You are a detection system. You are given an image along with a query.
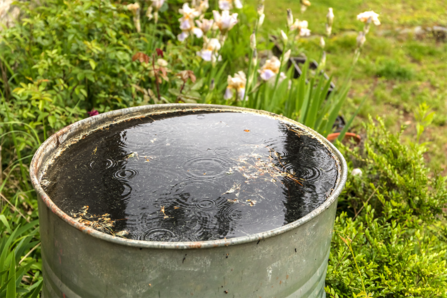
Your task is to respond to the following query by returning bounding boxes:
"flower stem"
[152,54,161,102]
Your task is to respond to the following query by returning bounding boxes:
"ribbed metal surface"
[30,104,347,298]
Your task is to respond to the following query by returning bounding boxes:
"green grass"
[249,0,447,172]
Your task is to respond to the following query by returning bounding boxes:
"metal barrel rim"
[30,104,348,250]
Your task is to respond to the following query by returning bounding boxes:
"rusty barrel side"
[31,104,347,298]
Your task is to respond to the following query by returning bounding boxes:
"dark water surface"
[43,111,338,242]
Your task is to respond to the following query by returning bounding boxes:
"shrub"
[325,117,447,297]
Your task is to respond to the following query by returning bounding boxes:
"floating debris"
[223,183,241,194]
[70,206,128,238]
[144,156,155,162]
[246,199,257,207]
[126,152,139,159]
[115,230,130,237]
[161,206,169,219]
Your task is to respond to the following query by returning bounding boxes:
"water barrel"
[30,104,347,298]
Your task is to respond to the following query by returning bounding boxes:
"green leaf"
[6,252,16,298]
[337,96,367,143]
[89,59,97,70]
[0,215,12,234]
[48,115,57,128]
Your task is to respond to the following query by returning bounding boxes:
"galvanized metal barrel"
[30,104,347,298]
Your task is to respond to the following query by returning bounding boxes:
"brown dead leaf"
[132,52,150,64]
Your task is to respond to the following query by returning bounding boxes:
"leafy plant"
[0,213,42,297]
[326,116,447,297]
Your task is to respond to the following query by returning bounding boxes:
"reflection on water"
[43,112,338,242]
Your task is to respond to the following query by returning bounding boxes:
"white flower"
[259,56,281,81]
[257,3,264,15]
[250,31,256,50]
[213,10,238,35]
[219,0,231,10]
[287,9,293,27]
[197,0,209,13]
[320,36,325,48]
[152,0,164,10]
[352,168,362,176]
[127,3,141,32]
[357,11,380,26]
[179,3,200,29]
[234,0,243,9]
[177,28,203,42]
[280,30,288,42]
[290,19,307,31]
[127,3,140,15]
[300,0,311,6]
[300,28,311,37]
[178,32,189,42]
[356,31,366,48]
[157,58,168,67]
[258,14,265,26]
[326,23,332,37]
[178,3,203,42]
[224,71,246,100]
[327,8,334,26]
[196,19,214,34]
[252,48,258,65]
[147,0,165,22]
[219,0,242,10]
[283,49,291,62]
[197,37,221,62]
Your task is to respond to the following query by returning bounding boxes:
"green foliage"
[1,0,445,296]
[374,58,414,80]
[405,42,441,62]
[326,117,447,297]
[414,102,434,143]
[0,212,42,297]
[241,63,352,137]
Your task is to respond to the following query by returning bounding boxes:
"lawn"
[251,0,447,172]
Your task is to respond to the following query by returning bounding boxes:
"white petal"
[283,49,291,62]
[219,0,231,10]
[199,50,212,61]
[260,69,275,81]
[180,19,191,30]
[192,28,203,38]
[258,14,265,26]
[213,10,221,21]
[279,72,286,82]
[281,30,288,41]
[224,88,233,99]
[237,88,245,100]
[352,168,362,176]
[300,28,311,37]
[178,32,189,42]
[234,0,243,9]
[221,17,231,29]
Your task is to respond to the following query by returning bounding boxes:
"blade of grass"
[304,76,325,128]
[336,96,367,144]
[323,81,351,137]
[299,77,314,124]
[6,251,16,298]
